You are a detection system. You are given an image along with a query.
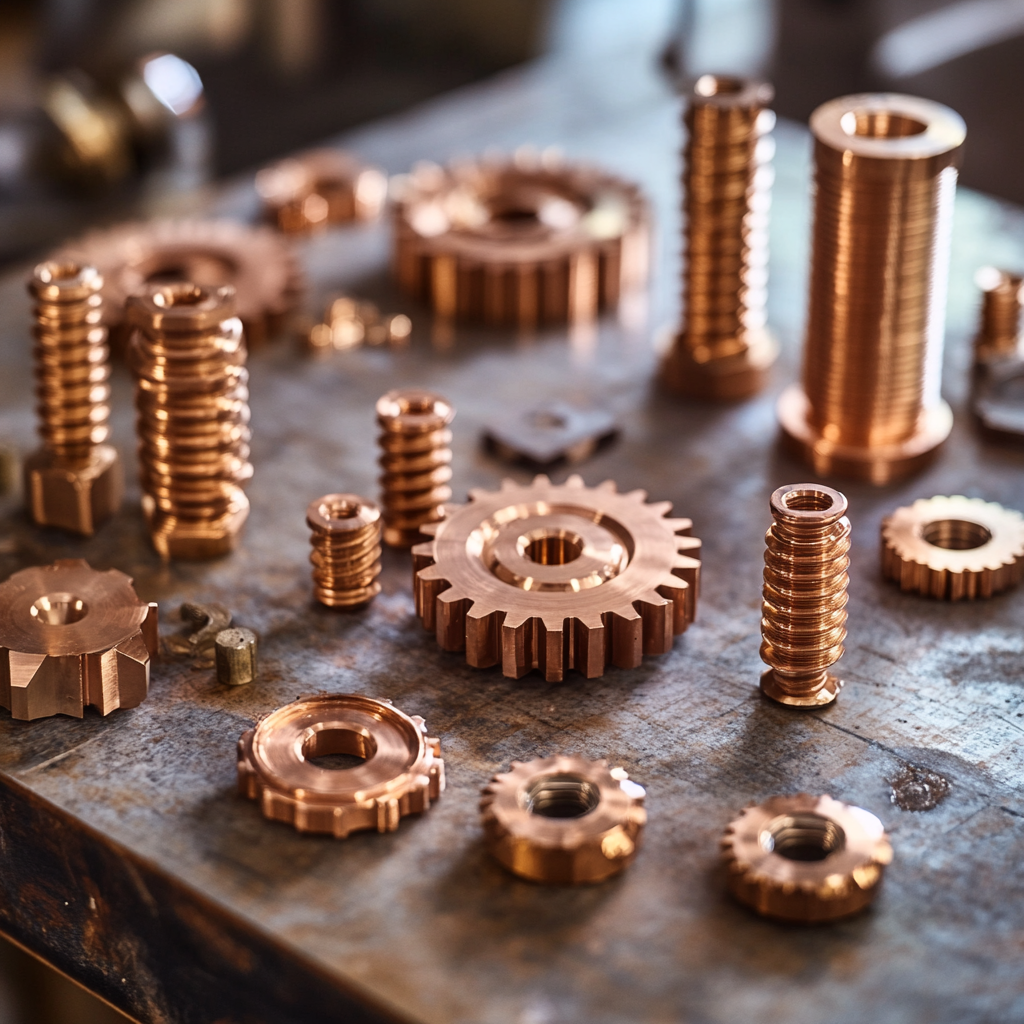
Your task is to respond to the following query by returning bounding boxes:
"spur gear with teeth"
[413,474,701,681]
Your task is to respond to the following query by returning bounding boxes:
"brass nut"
[413,474,701,682]
[760,484,850,708]
[237,694,443,837]
[24,445,123,537]
[480,755,646,884]
[215,627,257,686]
[0,559,157,721]
[882,495,1024,599]
[721,794,893,923]
[307,494,382,608]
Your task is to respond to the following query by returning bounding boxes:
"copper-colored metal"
[23,260,123,535]
[256,149,387,233]
[306,494,382,608]
[721,793,893,923]
[480,755,646,884]
[413,474,701,682]
[215,627,258,686]
[127,282,252,560]
[0,559,157,721]
[305,296,412,355]
[777,94,966,483]
[377,389,455,549]
[882,495,1024,600]
[760,483,850,708]
[237,693,444,837]
[974,267,1023,364]
[57,219,304,349]
[662,75,778,400]
[393,150,649,327]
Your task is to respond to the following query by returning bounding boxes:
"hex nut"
[215,627,257,686]
[23,444,123,536]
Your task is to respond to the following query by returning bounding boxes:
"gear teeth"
[436,586,471,651]
[466,602,502,668]
[595,479,618,492]
[648,500,673,518]
[625,488,649,503]
[565,474,585,488]
[419,521,445,538]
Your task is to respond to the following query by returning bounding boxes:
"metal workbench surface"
[1,36,1024,1024]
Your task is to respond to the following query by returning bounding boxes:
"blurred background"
[1,0,1023,1020]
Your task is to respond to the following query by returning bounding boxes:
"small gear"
[393,150,649,326]
[0,559,157,721]
[881,495,1024,600]
[480,755,646,884]
[413,474,700,681]
[721,793,893,923]
[54,218,305,348]
[237,694,443,838]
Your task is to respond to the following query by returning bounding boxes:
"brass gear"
[393,151,649,326]
[881,495,1024,600]
[54,218,305,348]
[413,474,701,682]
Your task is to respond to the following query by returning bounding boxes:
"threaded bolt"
[307,493,383,608]
[974,267,1023,364]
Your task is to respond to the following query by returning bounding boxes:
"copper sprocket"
[413,475,700,681]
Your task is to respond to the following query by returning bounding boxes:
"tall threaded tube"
[760,483,851,707]
[307,493,382,608]
[974,267,1023,364]
[127,282,252,560]
[376,388,454,548]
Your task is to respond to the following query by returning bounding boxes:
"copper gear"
[393,151,649,326]
[413,474,701,681]
[54,218,305,348]
[721,794,893,923]
[480,755,646,884]
[0,559,157,721]
[237,694,444,837]
[882,495,1024,600]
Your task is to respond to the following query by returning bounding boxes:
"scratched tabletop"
[1,35,1024,1024]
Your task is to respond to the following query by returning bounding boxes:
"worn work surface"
[1,38,1024,1024]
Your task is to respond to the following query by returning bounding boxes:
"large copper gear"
[413,475,701,682]
[393,151,649,326]
[54,218,305,348]
[0,559,157,721]
[881,495,1024,600]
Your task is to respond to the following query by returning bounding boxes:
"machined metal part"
[215,627,258,686]
[973,267,1023,365]
[0,559,157,721]
[882,495,1024,600]
[777,94,965,483]
[24,260,123,535]
[974,359,1024,439]
[237,694,444,837]
[483,401,619,467]
[127,282,252,560]
[393,149,649,327]
[662,75,778,400]
[413,474,701,682]
[721,793,893,923]
[307,494,383,608]
[305,296,412,355]
[480,755,646,884]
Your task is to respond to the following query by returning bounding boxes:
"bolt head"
[23,444,123,535]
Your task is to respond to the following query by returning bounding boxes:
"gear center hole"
[922,518,992,550]
[762,812,846,862]
[524,774,599,819]
[302,726,377,771]
[30,592,88,625]
[520,528,585,566]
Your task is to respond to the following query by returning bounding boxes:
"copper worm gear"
[54,218,305,349]
[413,475,701,681]
[480,755,646,884]
[306,493,383,608]
[721,793,893,923]
[0,559,157,721]
[237,694,444,838]
[882,495,1024,600]
[393,150,649,327]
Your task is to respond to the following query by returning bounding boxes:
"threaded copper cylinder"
[760,483,851,707]
[377,388,454,548]
[777,94,965,483]
[663,75,777,400]
[127,283,252,560]
[974,267,1023,363]
[307,494,383,608]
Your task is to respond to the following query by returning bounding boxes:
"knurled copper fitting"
[306,493,383,608]
[721,794,893,923]
[23,260,123,535]
[974,267,1023,365]
[127,283,252,560]
[760,484,851,708]
[480,755,646,884]
[377,388,454,548]
[662,75,778,400]
[777,94,966,483]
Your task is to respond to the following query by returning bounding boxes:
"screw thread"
[307,494,383,608]
[974,267,1023,362]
